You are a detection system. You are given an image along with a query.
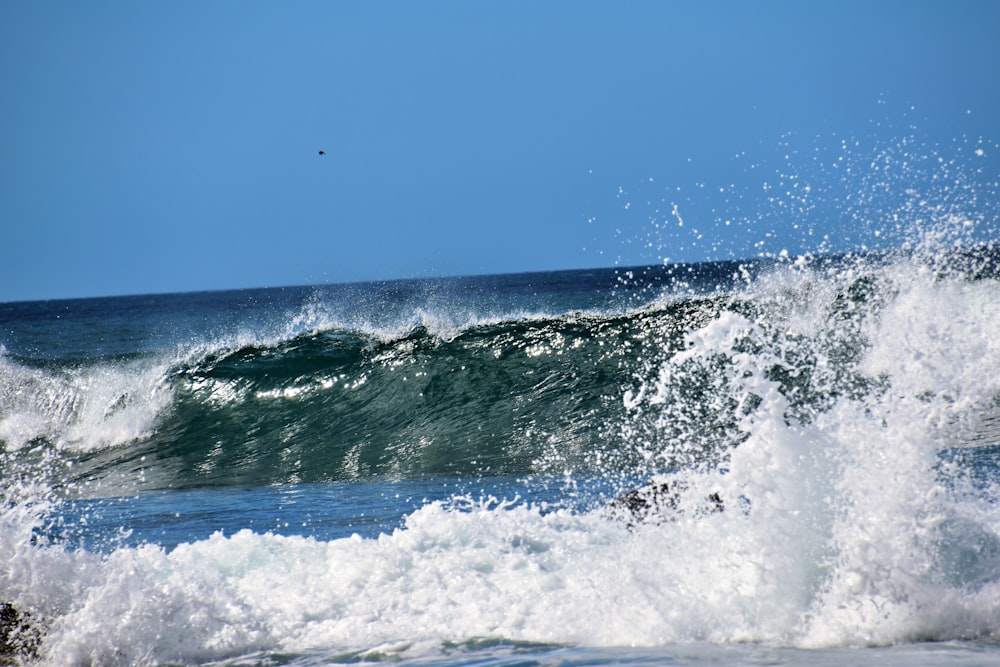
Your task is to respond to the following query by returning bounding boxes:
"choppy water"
[3,140,1000,665]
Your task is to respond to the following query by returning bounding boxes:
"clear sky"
[2,1,999,302]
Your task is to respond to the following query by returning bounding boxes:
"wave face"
[0,263,754,496]
[3,235,1000,659]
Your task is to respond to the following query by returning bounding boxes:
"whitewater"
[3,135,1000,665]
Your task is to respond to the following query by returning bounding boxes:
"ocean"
[3,241,1000,665]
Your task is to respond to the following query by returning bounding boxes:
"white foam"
[616,252,1000,648]
[13,456,997,666]
[0,498,828,664]
[5,257,1000,663]
[0,353,174,453]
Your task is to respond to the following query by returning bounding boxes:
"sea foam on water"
[1,128,999,665]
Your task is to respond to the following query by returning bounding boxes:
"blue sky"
[2,1,999,301]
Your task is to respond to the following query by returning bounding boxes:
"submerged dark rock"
[608,478,723,527]
[0,603,40,663]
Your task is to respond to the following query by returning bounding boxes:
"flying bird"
[318,150,326,156]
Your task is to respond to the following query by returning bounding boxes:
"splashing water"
[1,127,999,665]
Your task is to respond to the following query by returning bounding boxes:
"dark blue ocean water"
[3,249,1000,666]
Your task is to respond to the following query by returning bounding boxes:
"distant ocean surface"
[3,242,1000,665]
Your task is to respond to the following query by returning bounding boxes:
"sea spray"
[615,246,1000,648]
[2,254,1000,663]
[1,126,1000,664]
